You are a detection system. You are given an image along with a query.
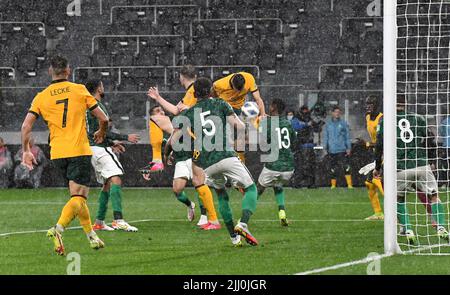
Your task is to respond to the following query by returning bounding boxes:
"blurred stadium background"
[0,0,382,187]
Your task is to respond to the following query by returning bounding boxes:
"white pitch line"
[0,201,371,205]
[0,218,370,237]
[294,243,450,275]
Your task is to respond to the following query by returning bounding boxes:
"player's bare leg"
[173,178,196,222]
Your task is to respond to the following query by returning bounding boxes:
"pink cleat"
[200,222,222,230]
[139,162,164,175]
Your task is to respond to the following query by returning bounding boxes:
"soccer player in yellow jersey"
[146,65,220,229]
[212,72,266,162]
[21,55,109,256]
[363,96,385,220]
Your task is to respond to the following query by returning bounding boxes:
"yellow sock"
[331,179,337,187]
[57,196,84,229]
[237,152,245,163]
[196,184,218,222]
[78,198,94,234]
[365,181,382,214]
[372,177,384,195]
[345,175,353,187]
[149,120,163,162]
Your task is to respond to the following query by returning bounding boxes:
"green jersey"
[180,97,236,168]
[396,110,428,170]
[171,115,192,164]
[260,116,295,172]
[86,100,127,147]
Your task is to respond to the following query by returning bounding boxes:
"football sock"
[241,184,257,223]
[110,184,123,220]
[431,202,446,227]
[397,201,411,231]
[331,179,337,187]
[175,191,191,207]
[365,181,382,214]
[78,198,94,234]
[345,174,353,187]
[217,189,234,236]
[149,120,163,162]
[57,196,84,229]
[96,190,109,221]
[372,177,384,195]
[273,186,285,211]
[195,184,218,222]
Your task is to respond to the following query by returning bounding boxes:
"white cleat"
[405,229,417,245]
[188,202,196,222]
[88,232,105,250]
[231,235,243,247]
[93,221,115,231]
[112,219,138,232]
[437,226,450,241]
[197,214,208,227]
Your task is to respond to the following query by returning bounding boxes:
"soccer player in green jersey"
[257,98,296,226]
[85,80,140,232]
[374,94,449,245]
[171,77,259,246]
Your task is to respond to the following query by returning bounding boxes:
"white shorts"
[258,166,294,188]
[173,158,193,180]
[91,146,124,184]
[204,157,254,189]
[397,165,438,196]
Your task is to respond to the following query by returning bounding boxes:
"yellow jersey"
[29,79,98,160]
[212,72,258,109]
[366,112,383,144]
[181,83,197,107]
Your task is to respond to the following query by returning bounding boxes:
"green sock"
[196,193,207,215]
[175,191,191,207]
[217,189,234,236]
[431,202,446,227]
[110,184,123,220]
[397,201,411,231]
[96,190,109,221]
[241,184,257,224]
[274,186,285,211]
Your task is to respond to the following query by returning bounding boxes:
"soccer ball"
[241,101,260,118]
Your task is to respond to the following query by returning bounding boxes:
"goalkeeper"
[373,94,449,245]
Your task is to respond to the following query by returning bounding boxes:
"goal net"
[386,0,450,254]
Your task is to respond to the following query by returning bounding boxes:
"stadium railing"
[190,18,284,36]
[339,16,382,37]
[318,63,383,84]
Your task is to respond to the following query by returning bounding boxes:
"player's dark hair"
[397,93,407,105]
[271,98,285,114]
[332,105,341,112]
[50,54,69,75]
[149,105,161,116]
[231,73,245,91]
[85,79,102,95]
[180,65,197,80]
[194,77,212,99]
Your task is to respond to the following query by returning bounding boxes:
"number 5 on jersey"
[200,111,216,136]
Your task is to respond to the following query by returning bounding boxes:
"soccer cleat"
[112,220,138,232]
[234,222,258,246]
[364,213,384,221]
[330,185,336,189]
[88,232,105,250]
[46,227,65,256]
[348,186,354,189]
[278,210,289,226]
[437,226,450,241]
[93,221,115,231]
[200,222,221,230]
[405,229,417,245]
[138,162,164,175]
[187,202,196,222]
[231,235,243,247]
[197,214,208,227]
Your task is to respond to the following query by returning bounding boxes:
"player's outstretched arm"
[227,113,246,131]
[20,113,38,170]
[91,106,109,144]
[252,90,266,117]
[147,87,180,115]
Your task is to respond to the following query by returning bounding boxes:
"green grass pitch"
[1,187,450,275]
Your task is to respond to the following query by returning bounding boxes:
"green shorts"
[53,156,92,186]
